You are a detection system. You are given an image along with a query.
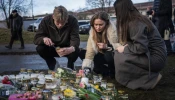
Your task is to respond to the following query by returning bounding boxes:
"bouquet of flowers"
[53,68,76,79]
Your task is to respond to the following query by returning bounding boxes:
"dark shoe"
[19,47,25,49]
[5,45,12,49]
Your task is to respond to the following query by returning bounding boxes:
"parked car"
[79,23,91,34]
[78,20,90,34]
[27,17,43,32]
[78,20,90,26]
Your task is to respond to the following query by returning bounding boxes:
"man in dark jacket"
[151,0,173,55]
[5,10,24,49]
[34,6,80,70]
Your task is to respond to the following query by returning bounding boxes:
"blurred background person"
[147,0,173,55]
[5,10,24,49]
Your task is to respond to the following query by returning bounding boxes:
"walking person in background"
[79,11,121,78]
[113,0,166,90]
[147,0,173,55]
[5,10,24,49]
[34,6,80,70]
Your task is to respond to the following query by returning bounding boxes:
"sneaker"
[5,45,12,49]
[54,60,60,71]
[151,73,162,89]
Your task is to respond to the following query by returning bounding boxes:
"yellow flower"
[118,90,125,94]
[64,89,76,98]
[94,85,99,90]
[94,85,101,91]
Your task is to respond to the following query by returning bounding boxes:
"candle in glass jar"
[101,80,107,89]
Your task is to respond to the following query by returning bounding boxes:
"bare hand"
[97,43,107,49]
[43,37,54,46]
[116,44,128,53]
[56,48,66,57]
[56,47,74,56]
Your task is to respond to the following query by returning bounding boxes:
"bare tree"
[0,0,31,28]
[86,0,114,13]
[76,7,89,13]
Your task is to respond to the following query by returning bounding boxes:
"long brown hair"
[90,11,110,52]
[113,0,153,45]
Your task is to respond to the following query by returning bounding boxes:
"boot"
[5,45,12,49]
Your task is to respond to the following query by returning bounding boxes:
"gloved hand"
[82,59,94,71]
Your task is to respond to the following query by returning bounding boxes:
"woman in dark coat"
[113,0,167,90]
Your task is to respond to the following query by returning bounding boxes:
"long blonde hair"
[90,12,110,53]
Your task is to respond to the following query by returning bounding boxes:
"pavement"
[0,42,87,73]
[0,42,87,55]
[0,37,175,74]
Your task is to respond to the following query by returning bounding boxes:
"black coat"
[114,20,166,90]
[152,0,172,37]
[9,13,23,39]
[34,15,80,51]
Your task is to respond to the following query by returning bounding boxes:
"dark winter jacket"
[9,13,23,33]
[152,0,172,36]
[153,0,160,12]
[34,15,80,51]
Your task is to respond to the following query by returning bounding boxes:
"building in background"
[77,0,175,20]
[1,1,175,30]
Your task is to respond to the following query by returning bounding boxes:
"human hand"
[63,46,75,55]
[56,46,75,57]
[56,48,66,57]
[116,44,128,53]
[97,43,107,49]
[43,37,54,46]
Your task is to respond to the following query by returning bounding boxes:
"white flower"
[57,68,64,74]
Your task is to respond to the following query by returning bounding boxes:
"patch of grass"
[79,34,89,42]
[0,28,89,44]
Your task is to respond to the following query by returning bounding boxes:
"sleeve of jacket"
[85,34,96,60]
[155,0,172,16]
[124,21,149,54]
[33,19,48,45]
[69,18,80,51]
